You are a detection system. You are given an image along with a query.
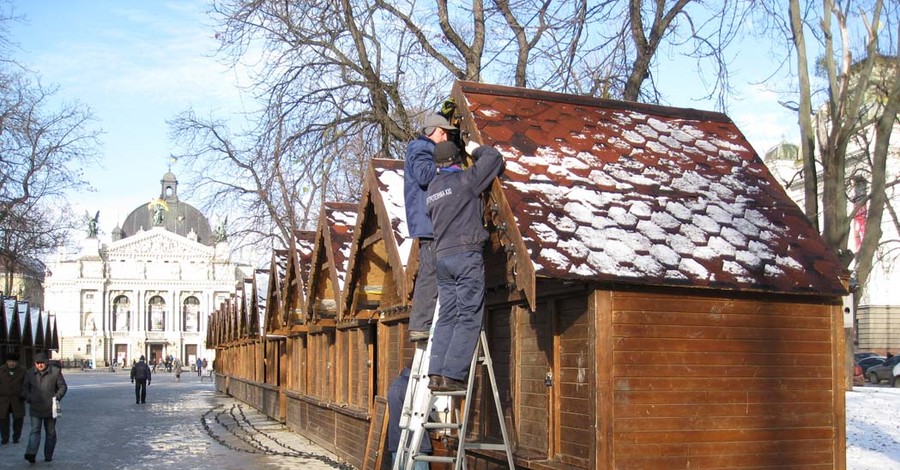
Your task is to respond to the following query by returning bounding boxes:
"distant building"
[0,257,45,309]
[764,54,900,355]
[43,172,252,366]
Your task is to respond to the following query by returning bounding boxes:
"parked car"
[857,356,886,372]
[866,355,900,384]
[893,362,900,387]
[855,352,880,362]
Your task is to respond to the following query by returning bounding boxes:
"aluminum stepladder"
[394,311,515,469]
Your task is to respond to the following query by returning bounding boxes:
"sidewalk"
[0,371,351,469]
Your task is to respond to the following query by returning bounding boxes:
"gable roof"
[342,159,412,314]
[453,81,846,302]
[305,202,358,321]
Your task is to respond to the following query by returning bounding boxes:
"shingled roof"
[454,81,846,296]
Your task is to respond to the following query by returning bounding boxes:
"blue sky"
[7,1,249,237]
[7,1,798,243]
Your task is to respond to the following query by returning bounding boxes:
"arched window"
[148,296,166,331]
[113,295,130,331]
[182,296,200,332]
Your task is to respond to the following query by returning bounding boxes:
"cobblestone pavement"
[0,368,353,469]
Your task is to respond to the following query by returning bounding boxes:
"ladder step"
[414,455,456,464]
[432,389,467,397]
[423,422,461,430]
[465,442,510,451]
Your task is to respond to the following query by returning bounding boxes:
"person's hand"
[131,380,134,384]
[465,140,481,156]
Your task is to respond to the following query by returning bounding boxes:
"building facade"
[43,172,251,367]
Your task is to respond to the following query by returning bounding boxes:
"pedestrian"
[425,141,503,392]
[130,355,152,404]
[22,352,68,463]
[173,358,182,382]
[404,114,457,343]
[201,358,209,376]
[387,367,431,469]
[0,353,26,445]
[196,357,203,377]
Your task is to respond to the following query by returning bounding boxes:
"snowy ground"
[847,385,900,469]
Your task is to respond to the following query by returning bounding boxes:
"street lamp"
[92,325,97,369]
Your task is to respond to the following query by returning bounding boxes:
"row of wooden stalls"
[208,81,850,469]
[1,295,60,366]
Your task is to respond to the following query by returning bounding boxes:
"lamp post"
[91,325,98,369]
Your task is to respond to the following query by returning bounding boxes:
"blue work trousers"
[428,251,484,381]
[26,416,57,459]
[409,239,437,333]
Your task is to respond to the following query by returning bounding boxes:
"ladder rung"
[432,389,467,397]
[465,442,510,451]
[423,422,461,430]
[415,455,456,464]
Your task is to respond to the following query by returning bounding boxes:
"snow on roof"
[372,160,413,265]
[459,81,846,295]
[323,202,358,292]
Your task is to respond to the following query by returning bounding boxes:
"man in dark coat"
[425,141,504,392]
[130,355,152,404]
[404,114,457,343]
[0,353,26,444]
[22,352,67,463]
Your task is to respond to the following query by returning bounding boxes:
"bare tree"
[0,67,99,297]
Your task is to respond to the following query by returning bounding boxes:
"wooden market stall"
[210,80,848,470]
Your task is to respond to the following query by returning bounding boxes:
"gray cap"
[34,352,48,363]
[422,114,457,134]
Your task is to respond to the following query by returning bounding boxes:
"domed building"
[43,172,251,368]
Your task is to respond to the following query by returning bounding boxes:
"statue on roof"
[214,216,228,243]
[85,210,99,238]
[148,199,168,226]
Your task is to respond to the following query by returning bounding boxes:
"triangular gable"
[18,302,31,347]
[44,313,51,350]
[0,297,9,344]
[49,315,59,350]
[306,202,358,322]
[241,278,253,338]
[265,249,288,334]
[31,308,44,349]
[282,231,316,330]
[452,80,846,305]
[250,269,266,338]
[342,159,411,315]
[5,298,20,344]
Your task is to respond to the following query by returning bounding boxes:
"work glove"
[465,140,481,156]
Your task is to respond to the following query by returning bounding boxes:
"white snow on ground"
[847,386,900,469]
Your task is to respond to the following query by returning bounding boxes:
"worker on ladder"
[404,114,457,343]
[425,141,504,392]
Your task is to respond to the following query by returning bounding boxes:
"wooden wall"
[596,288,844,470]
[215,285,843,470]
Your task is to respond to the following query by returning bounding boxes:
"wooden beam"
[362,232,382,250]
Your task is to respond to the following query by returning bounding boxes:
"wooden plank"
[614,323,831,342]
[595,290,613,470]
[830,303,846,470]
[614,438,831,457]
[614,350,832,367]
[612,377,833,391]
[615,427,833,444]
[614,337,832,354]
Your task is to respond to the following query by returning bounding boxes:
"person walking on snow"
[130,356,152,404]
[22,352,67,463]
[0,353,26,445]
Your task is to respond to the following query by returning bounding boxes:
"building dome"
[119,172,215,246]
